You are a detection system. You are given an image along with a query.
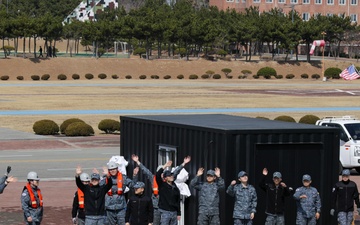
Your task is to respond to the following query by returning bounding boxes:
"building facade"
[209,0,359,22]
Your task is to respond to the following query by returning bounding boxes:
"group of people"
[38,46,57,58]
[1,157,360,225]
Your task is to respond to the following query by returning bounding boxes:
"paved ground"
[0,128,120,224]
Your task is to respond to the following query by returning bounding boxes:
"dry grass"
[1,56,360,135]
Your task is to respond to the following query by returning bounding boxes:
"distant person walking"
[52,46,57,57]
[38,46,43,58]
[330,169,360,225]
[21,171,43,225]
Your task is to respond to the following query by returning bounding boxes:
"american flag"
[340,65,360,80]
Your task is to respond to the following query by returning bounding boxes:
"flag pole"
[321,32,326,81]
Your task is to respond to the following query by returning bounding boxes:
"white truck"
[316,116,360,173]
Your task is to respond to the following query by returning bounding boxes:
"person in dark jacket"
[72,173,90,225]
[125,181,154,225]
[259,168,292,225]
[156,156,191,225]
[0,166,16,194]
[76,165,113,225]
[330,169,360,225]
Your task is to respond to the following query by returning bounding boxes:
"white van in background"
[316,116,360,173]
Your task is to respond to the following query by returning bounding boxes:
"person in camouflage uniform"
[293,174,321,225]
[190,167,225,225]
[132,154,161,225]
[226,171,257,225]
[330,169,360,225]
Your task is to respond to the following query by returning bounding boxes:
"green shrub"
[241,70,252,75]
[17,76,24,80]
[111,74,119,79]
[301,73,309,79]
[324,67,342,79]
[253,75,259,79]
[41,74,50,80]
[151,75,159,79]
[60,118,85,134]
[213,74,221,79]
[133,48,146,58]
[217,49,227,57]
[139,75,147,79]
[205,70,215,77]
[299,114,320,124]
[98,119,120,134]
[275,75,283,79]
[257,67,277,77]
[285,74,295,79]
[256,116,269,120]
[125,75,132,79]
[175,48,187,57]
[201,74,210,79]
[57,74,67,80]
[221,68,232,78]
[274,115,296,123]
[189,74,198,79]
[177,74,184,79]
[65,122,94,136]
[85,73,94,79]
[33,120,59,135]
[31,75,40,81]
[72,74,80,80]
[98,73,107,79]
[263,74,272,79]
[164,75,171,79]
[311,74,321,79]
[0,75,9,80]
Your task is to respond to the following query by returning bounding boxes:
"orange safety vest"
[107,172,123,196]
[77,188,85,209]
[25,183,43,208]
[153,176,159,195]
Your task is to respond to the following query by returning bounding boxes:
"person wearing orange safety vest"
[101,161,139,225]
[72,173,90,225]
[21,171,43,225]
[132,154,162,225]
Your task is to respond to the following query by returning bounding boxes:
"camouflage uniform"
[293,186,321,225]
[138,163,161,225]
[101,173,137,225]
[226,183,257,225]
[190,174,225,225]
[21,186,43,225]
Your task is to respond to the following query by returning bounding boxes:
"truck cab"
[316,116,360,173]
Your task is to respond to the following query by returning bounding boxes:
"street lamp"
[321,31,326,81]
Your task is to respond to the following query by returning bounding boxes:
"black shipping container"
[120,114,339,225]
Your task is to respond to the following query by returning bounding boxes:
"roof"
[121,114,336,133]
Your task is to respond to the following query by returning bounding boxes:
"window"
[226,0,234,2]
[302,12,310,21]
[351,0,357,4]
[290,0,298,3]
[253,0,260,3]
[350,14,358,22]
[327,0,334,4]
[339,0,345,4]
[315,0,322,3]
[303,0,310,4]
[327,13,333,16]
[266,0,273,3]
[278,0,285,3]
[158,145,177,168]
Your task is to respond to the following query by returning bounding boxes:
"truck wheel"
[356,168,360,174]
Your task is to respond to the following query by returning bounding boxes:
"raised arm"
[75,166,86,192]
[190,168,204,190]
[215,167,225,190]
[132,154,154,182]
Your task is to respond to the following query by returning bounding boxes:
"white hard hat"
[27,171,40,181]
[107,161,118,170]
[80,173,90,182]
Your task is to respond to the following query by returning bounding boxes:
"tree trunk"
[33,37,37,58]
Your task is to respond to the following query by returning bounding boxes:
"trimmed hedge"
[324,67,342,79]
[285,74,295,79]
[151,75,159,79]
[98,119,120,134]
[72,74,80,80]
[57,74,67,80]
[125,75,132,79]
[164,75,171,79]
[257,67,277,78]
[60,118,85,134]
[300,73,309,79]
[139,75,147,79]
[33,120,59,135]
[311,74,321,79]
[85,73,94,80]
[98,73,107,79]
[274,115,296,123]
[17,76,24,80]
[111,74,119,79]
[299,115,320,124]
[0,75,9,80]
[189,74,198,79]
[31,75,40,81]
[213,74,221,79]
[41,74,50,80]
[64,122,94,136]
[177,74,184,79]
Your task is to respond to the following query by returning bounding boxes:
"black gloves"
[6,166,11,176]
